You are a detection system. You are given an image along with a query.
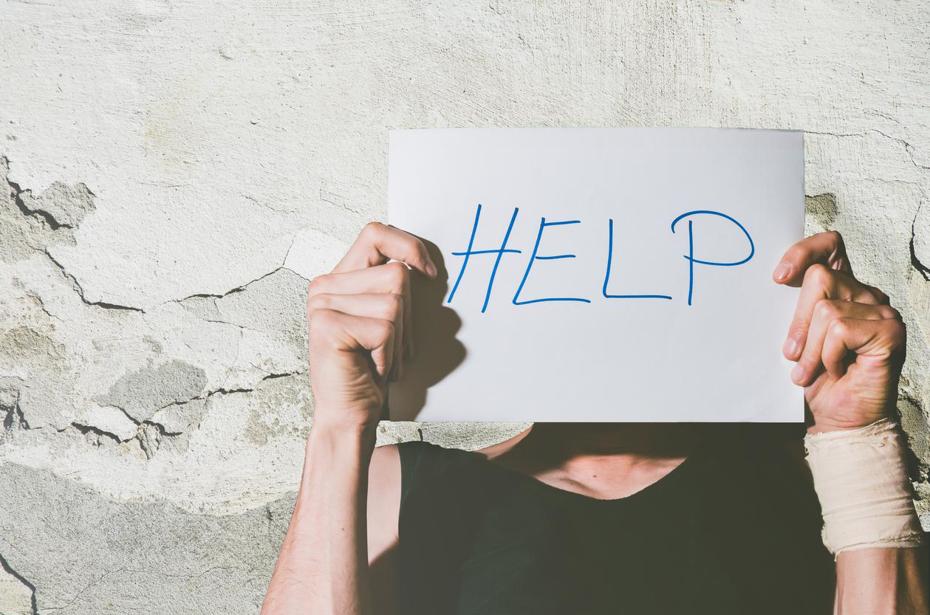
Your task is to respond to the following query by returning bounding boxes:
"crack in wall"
[2,154,95,231]
[166,232,307,310]
[67,421,124,445]
[912,204,930,281]
[41,566,125,613]
[65,416,182,458]
[8,175,61,231]
[136,422,162,459]
[65,370,305,457]
[169,262,307,308]
[43,249,145,313]
[2,391,30,431]
[5,154,312,318]
[0,551,38,615]
[804,129,930,172]
[166,370,303,406]
[147,370,295,410]
[1,155,154,317]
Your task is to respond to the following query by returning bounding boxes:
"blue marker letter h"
[446,204,522,313]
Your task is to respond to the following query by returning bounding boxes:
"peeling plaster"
[17,179,95,230]
[0,157,76,263]
[97,359,208,424]
[72,405,139,442]
[805,193,837,231]
[1,388,29,431]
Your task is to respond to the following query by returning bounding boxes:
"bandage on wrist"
[804,418,925,555]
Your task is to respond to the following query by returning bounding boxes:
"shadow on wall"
[387,238,466,421]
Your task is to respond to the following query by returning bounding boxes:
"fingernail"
[783,336,801,359]
[773,263,792,283]
[425,261,438,277]
[791,363,806,383]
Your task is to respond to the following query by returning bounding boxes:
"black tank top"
[394,425,835,615]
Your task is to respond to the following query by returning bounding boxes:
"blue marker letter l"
[602,218,673,301]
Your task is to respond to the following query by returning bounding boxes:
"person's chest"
[448,485,749,615]
[396,446,834,615]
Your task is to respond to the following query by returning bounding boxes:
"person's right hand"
[306,222,438,434]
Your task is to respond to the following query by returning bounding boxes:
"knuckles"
[824,230,844,248]
[864,284,890,305]
[360,221,387,243]
[374,319,395,344]
[306,292,330,313]
[884,318,906,350]
[802,262,834,289]
[383,292,404,320]
[879,305,901,320]
[827,318,850,340]
[307,274,330,297]
[384,261,410,288]
[307,307,341,343]
[813,298,840,322]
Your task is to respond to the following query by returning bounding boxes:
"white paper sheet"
[387,128,804,422]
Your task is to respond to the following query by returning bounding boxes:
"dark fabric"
[394,426,835,615]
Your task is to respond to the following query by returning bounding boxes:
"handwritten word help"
[446,204,755,313]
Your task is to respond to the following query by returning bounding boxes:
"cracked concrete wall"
[0,1,928,612]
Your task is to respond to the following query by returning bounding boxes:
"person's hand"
[773,231,905,433]
[306,222,438,434]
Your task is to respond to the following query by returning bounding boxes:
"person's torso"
[394,426,834,615]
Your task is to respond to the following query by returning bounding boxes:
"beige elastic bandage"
[804,418,925,555]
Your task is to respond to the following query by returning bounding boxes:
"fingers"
[783,264,887,361]
[334,221,438,277]
[791,300,900,386]
[310,260,410,295]
[308,308,396,380]
[307,292,406,380]
[314,221,435,371]
[773,230,852,286]
[820,317,905,380]
[307,262,413,377]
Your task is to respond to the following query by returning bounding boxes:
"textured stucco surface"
[0,1,928,612]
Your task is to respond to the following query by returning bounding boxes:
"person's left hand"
[773,231,906,433]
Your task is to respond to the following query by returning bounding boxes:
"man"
[262,222,928,614]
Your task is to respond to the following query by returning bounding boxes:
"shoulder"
[394,440,483,496]
[393,440,550,521]
[367,441,484,563]
[368,441,488,510]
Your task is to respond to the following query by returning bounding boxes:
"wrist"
[306,416,377,462]
[309,404,379,442]
[804,419,924,555]
[806,408,892,435]
[300,419,377,496]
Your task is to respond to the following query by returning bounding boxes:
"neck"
[486,423,710,500]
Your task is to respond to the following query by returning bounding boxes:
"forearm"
[262,423,377,615]
[835,546,929,615]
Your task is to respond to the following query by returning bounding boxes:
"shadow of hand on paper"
[387,239,466,421]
